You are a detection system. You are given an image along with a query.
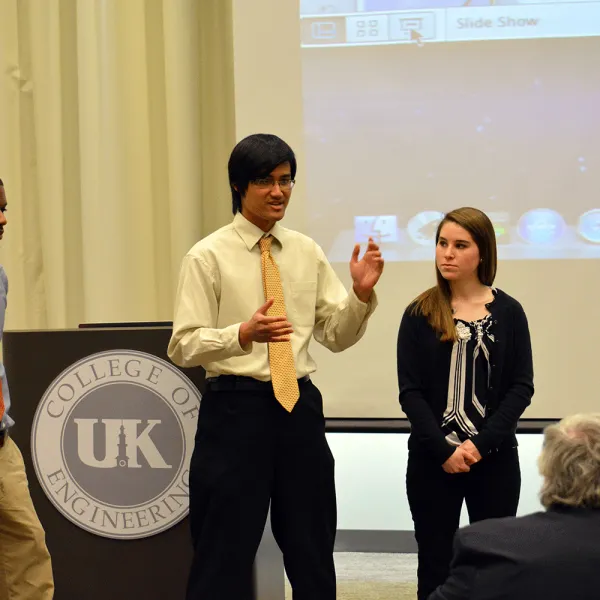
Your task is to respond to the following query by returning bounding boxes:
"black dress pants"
[186,377,336,600]
[407,445,521,600]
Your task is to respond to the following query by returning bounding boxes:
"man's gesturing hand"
[350,237,384,302]
[239,299,294,347]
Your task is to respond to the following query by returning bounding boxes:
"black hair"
[0,179,3,186]
[228,134,296,214]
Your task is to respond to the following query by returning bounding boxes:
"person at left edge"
[168,133,384,600]
[0,178,55,600]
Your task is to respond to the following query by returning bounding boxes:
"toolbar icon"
[311,21,338,40]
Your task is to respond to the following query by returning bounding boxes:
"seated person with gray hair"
[429,413,600,600]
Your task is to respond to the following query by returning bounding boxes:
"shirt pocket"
[289,281,317,327]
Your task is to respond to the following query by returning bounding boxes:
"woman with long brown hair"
[397,207,534,600]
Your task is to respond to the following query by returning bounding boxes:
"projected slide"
[300,1,600,261]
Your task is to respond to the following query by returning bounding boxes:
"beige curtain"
[0,0,235,330]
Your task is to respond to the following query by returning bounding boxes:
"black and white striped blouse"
[442,312,495,447]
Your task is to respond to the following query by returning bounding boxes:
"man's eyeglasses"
[250,177,295,191]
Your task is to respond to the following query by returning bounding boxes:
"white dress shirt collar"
[233,212,284,251]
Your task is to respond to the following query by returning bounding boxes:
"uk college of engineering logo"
[31,350,201,540]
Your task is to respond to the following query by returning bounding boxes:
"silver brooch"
[456,321,472,341]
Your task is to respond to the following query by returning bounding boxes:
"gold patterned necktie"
[259,235,300,412]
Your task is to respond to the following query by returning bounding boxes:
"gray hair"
[538,414,600,509]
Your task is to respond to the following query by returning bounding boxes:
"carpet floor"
[285,552,418,599]
[285,581,417,599]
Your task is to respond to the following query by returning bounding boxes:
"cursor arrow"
[410,29,424,47]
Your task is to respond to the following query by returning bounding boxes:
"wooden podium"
[3,325,284,600]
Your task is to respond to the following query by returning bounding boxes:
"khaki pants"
[0,437,54,600]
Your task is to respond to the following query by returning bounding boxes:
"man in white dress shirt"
[168,134,384,600]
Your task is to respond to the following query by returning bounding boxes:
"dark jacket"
[428,506,600,600]
[397,288,534,464]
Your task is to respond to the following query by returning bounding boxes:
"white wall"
[329,432,544,531]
